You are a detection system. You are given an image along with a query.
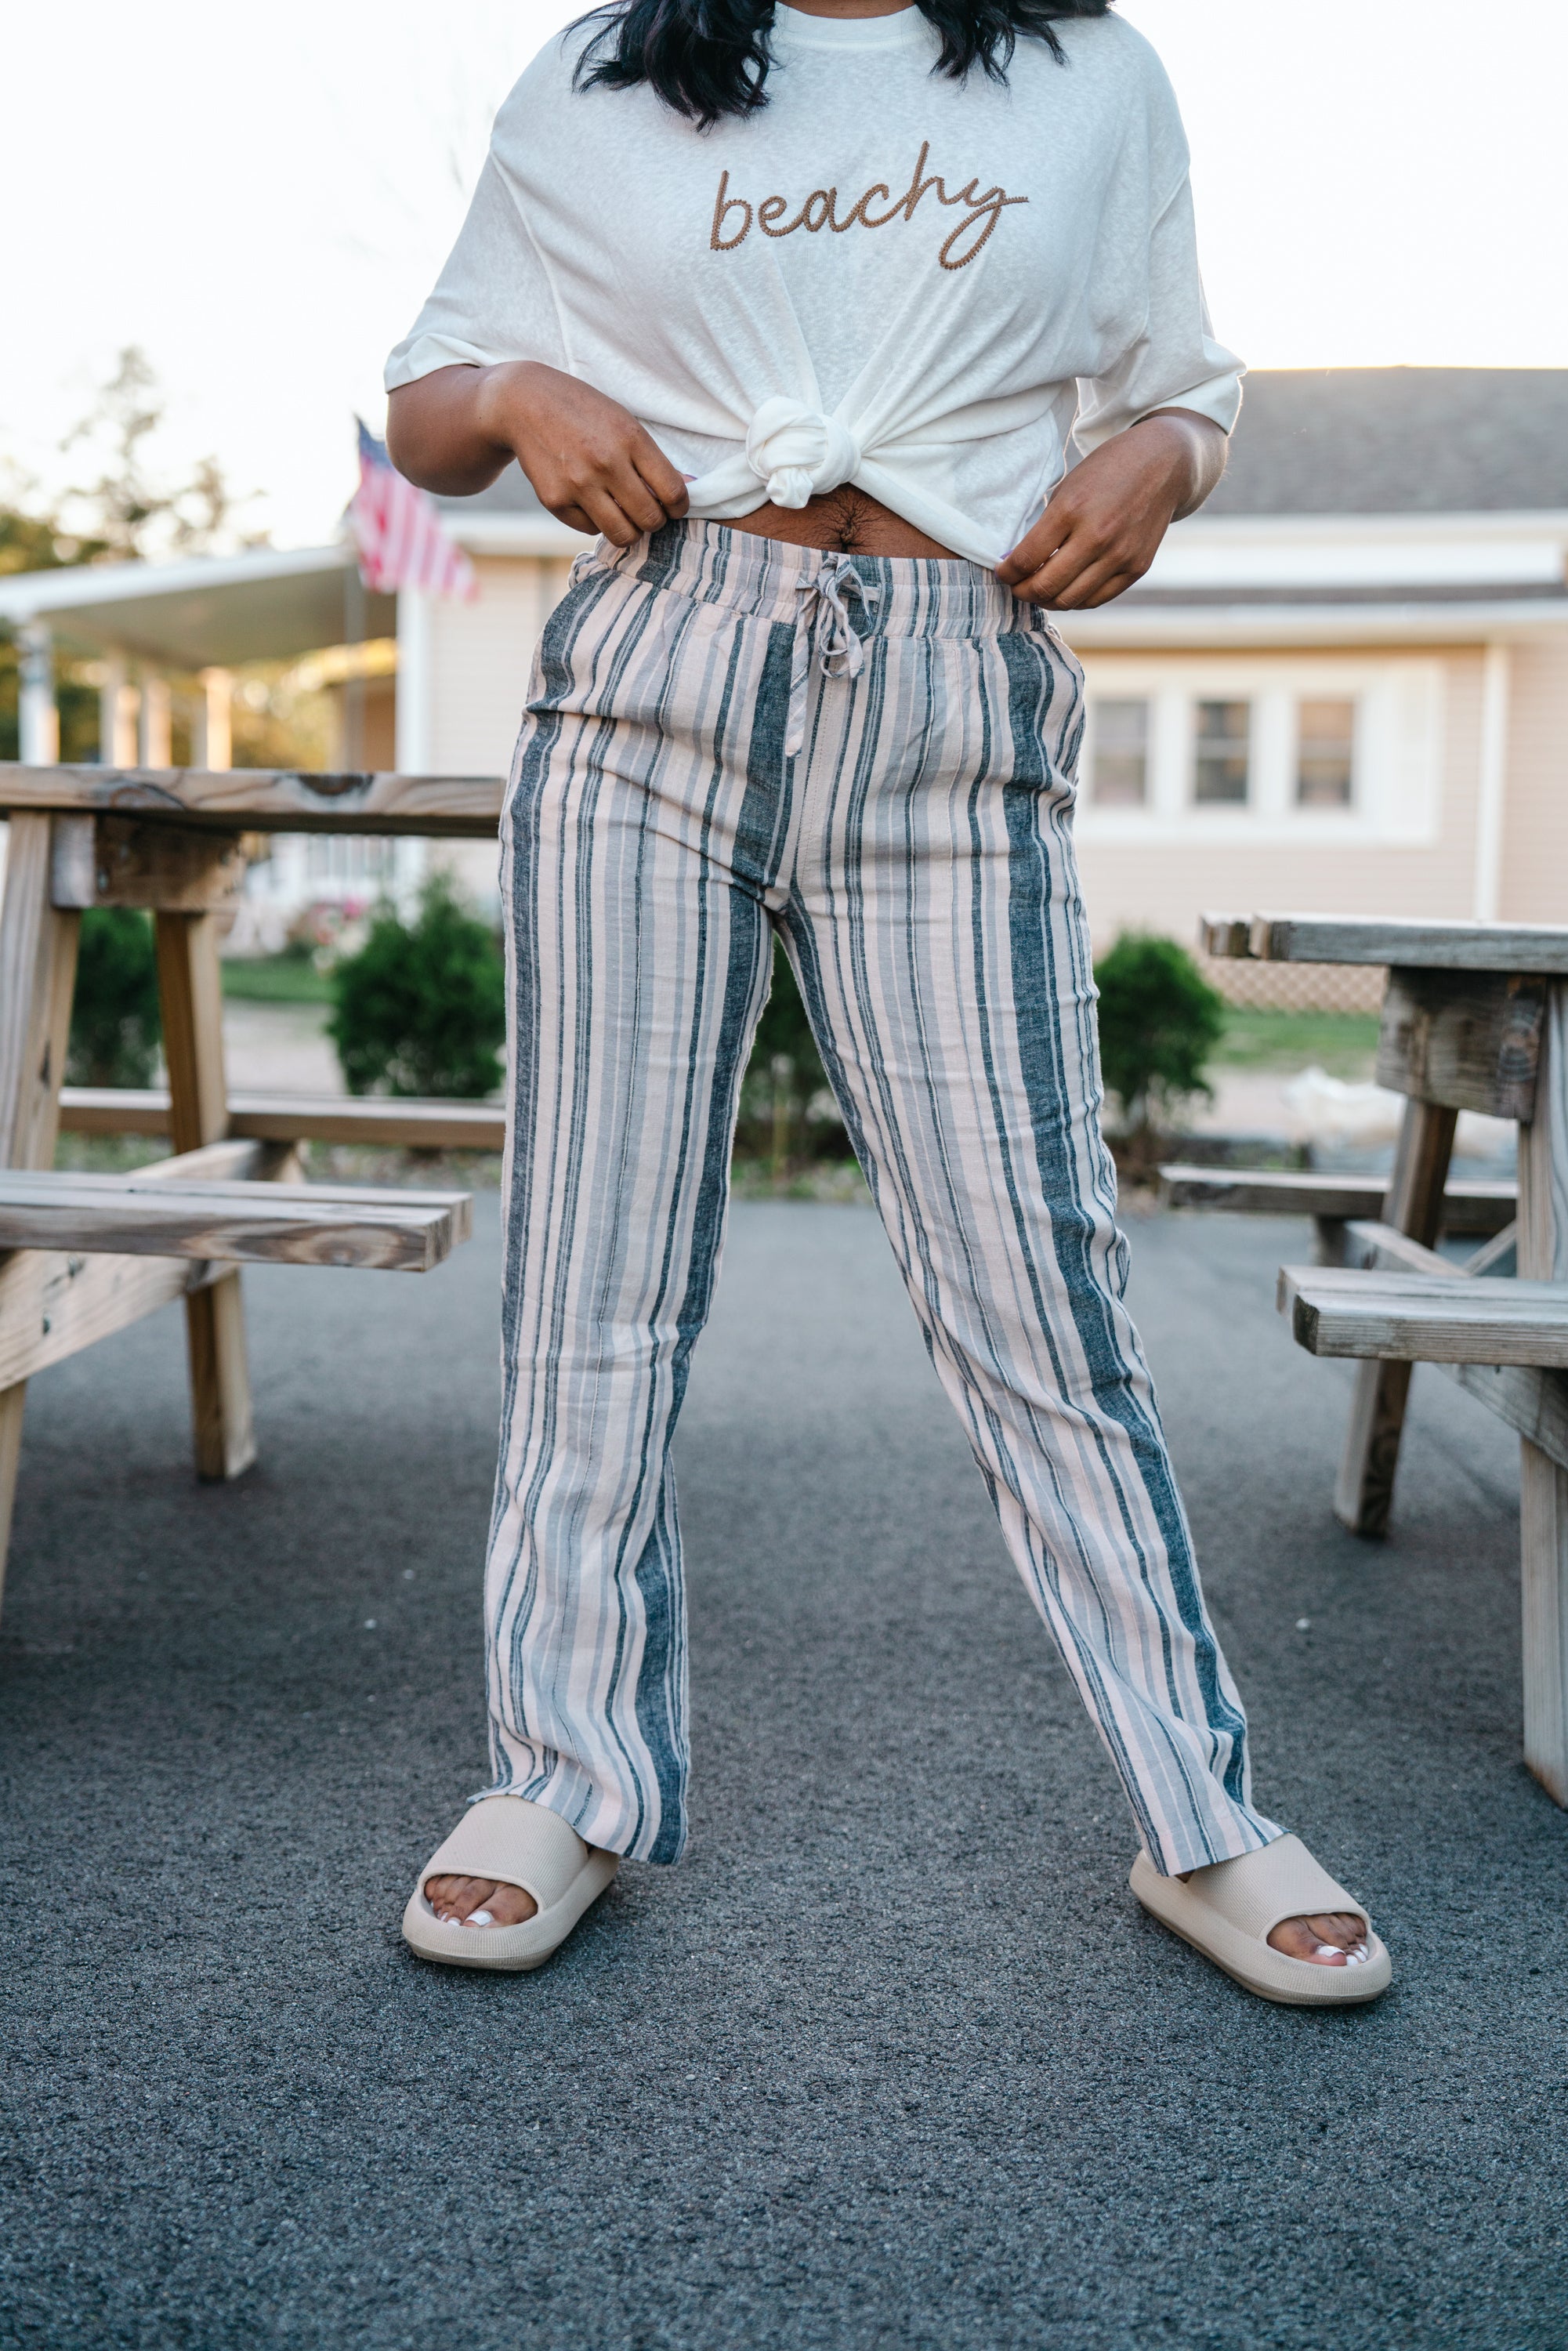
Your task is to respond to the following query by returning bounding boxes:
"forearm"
[386,363,540,496]
[387,359,689,546]
[1139,408,1228,520]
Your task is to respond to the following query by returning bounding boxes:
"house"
[1067,368,1568,1008]
[3,370,1564,1000]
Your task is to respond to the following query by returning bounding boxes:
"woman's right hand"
[386,361,690,546]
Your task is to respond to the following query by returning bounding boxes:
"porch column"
[394,585,433,773]
[1472,640,1510,923]
[194,668,234,770]
[393,586,433,907]
[139,672,173,768]
[100,654,139,768]
[17,623,59,765]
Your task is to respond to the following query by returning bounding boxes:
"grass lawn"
[220,955,335,1005]
[1214,1008,1379,1078]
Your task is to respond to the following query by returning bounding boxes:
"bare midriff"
[730,484,959,560]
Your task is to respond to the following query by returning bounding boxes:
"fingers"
[571,479,662,548]
[999,504,1153,610]
[534,426,688,547]
[630,427,690,521]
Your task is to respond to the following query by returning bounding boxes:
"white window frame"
[1075,656,1443,846]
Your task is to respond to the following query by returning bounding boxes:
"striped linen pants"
[483,519,1281,1878]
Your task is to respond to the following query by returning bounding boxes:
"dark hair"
[574,0,1115,130]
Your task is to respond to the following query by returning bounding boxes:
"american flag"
[348,418,478,600]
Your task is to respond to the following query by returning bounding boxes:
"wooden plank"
[1158,1163,1515,1237]
[136,1139,279,1186]
[1247,914,1568,974]
[0,1248,220,1391]
[1197,914,1255,960]
[50,813,248,912]
[1518,980,1568,1806]
[56,1087,509,1153]
[1374,968,1545,1121]
[1287,1213,1568,1475]
[154,907,254,1480]
[0,1385,23,1623]
[0,815,81,1171]
[1462,1222,1519,1278]
[1333,1098,1458,1537]
[1280,1266,1568,1368]
[0,1174,468,1270]
[1451,1362,1568,1482]
[0,813,82,1606]
[0,764,504,839]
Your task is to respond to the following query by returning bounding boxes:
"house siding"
[1073,646,1487,947]
[1501,632,1568,922]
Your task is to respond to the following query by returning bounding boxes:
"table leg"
[1519,983,1568,1805]
[154,910,255,1482]
[0,815,81,1607]
[1333,1096,1458,1536]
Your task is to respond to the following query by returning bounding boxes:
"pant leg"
[481,552,788,1862]
[784,609,1281,1876]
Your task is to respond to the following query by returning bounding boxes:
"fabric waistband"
[582,518,1049,646]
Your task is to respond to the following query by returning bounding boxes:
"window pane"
[1297,697,1356,807]
[1193,700,1251,804]
[1092,697,1149,806]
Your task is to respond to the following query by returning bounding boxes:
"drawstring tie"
[785,556,879,759]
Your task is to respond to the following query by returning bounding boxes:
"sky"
[2,0,1565,550]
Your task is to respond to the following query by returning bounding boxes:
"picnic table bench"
[1172,912,1568,1808]
[0,762,507,1615]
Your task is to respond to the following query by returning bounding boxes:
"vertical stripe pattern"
[483,520,1281,1877]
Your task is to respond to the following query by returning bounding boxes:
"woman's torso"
[387,8,1240,567]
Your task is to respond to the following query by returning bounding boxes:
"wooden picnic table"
[1204,912,1568,1808]
[0,764,507,1615]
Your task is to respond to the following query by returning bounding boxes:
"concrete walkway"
[2,1202,1563,2348]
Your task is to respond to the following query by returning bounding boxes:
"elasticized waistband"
[582,517,1048,645]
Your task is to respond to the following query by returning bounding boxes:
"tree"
[1,350,264,757]
[1093,932,1225,1149]
[328,874,506,1099]
[56,346,260,563]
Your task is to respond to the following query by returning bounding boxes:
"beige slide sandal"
[1130,1833,1392,2006]
[402,1795,618,1972]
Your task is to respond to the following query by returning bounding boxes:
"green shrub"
[1093,931,1224,1139]
[67,908,161,1087]
[735,941,849,1177]
[328,874,505,1099]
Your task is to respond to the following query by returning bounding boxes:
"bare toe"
[481,1881,538,1927]
[422,1873,536,1927]
[1267,1909,1369,1966]
[425,1874,491,1923]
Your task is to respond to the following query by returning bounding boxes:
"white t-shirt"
[385,5,1242,568]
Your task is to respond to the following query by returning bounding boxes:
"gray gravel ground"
[2,1198,1565,2350]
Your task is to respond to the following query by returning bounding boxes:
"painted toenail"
[467,1909,494,1926]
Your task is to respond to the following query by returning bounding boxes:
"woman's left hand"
[997,409,1226,610]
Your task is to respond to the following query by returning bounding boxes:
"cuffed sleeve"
[1073,172,1244,454]
[384,143,570,393]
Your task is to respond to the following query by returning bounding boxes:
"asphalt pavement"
[2,1197,1564,2349]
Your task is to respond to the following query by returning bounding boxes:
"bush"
[67,908,161,1087]
[328,874,505,1099]
[1093,931,1224,1141]
[735,941,849,1177]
